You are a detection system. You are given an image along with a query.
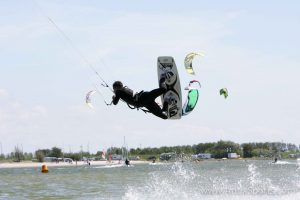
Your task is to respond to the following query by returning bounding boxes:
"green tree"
[49,147,63,158]
[23,152,33,160]
[210,140,240,158]
[14,146,24,162]
[252,148,272,158]
[96,151,104,156]
[35,150,45,162]
[63,153,81,161]
[242,143,253,158]
[107,147,122,155]
[194,143,215,154]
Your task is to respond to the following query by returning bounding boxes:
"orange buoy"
[41,164,49,173]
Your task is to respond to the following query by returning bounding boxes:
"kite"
[184,52,204,75]
[182,80,201,116]
[219,88,228,99]
[86,90,97,108]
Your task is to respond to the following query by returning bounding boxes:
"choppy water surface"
[0,160,300,200]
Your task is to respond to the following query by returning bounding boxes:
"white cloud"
[0,89,8,97]
[0,90,49,153]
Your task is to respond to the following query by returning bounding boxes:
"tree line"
[0,141,299,162]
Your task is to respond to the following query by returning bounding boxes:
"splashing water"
[123,160,300,200]
[1,160,300,199]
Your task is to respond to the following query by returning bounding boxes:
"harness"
[126,90,150,114]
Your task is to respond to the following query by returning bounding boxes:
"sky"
[0,0,300,154]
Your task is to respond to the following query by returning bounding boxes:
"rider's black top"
[112,88,138,107]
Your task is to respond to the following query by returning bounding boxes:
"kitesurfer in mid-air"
[112,78,170,119]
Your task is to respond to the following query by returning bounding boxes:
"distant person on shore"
[274,157,278,163]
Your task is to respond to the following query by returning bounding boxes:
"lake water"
[0,160,300,200]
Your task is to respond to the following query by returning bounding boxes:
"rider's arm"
[112,91,120,105]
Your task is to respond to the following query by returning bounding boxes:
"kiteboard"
[157,56,182,119]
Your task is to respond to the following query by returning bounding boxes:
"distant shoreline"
[0,160,149,169]
[1,157,298,169]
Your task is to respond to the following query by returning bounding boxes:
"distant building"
[94,157,107,161]
[64,158,73,163]
[228,153,239,159]
[193,153,212,159]
[43,157,57,162]
[111,154,122,160]
[289,154,300,158]
[160,152,177,161]
[128,156,140,160]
